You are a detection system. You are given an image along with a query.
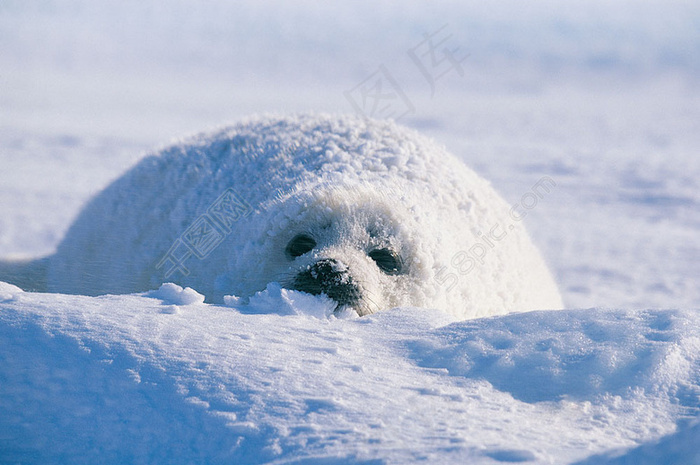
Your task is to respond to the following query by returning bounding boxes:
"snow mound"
[0,281,23,302]
[1,289,698,464]
[147,282,206,306]
[45,114,562,320]
[410,308,700,404]
[244,282,350,319]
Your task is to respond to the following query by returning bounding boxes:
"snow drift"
[0,282,698,464]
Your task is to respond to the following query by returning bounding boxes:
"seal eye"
[286,234,316,259]
[368,248,402,275]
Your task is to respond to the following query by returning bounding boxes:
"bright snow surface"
[1,282,699,464]
[2,1,700,463]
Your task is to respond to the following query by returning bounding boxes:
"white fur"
[47,114,562,319]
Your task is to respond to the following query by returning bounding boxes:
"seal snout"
[291,258,362,309]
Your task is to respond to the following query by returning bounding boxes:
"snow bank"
[1,285,698,464]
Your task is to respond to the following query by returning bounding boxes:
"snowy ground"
[1,1,699,463]
[1,282,699,464]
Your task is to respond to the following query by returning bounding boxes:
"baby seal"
[3,114,562,319]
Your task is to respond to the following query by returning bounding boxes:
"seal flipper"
[0,256,49,292]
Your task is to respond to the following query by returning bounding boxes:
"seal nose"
[292,258,361,308]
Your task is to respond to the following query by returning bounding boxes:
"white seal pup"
[2,114,562,319]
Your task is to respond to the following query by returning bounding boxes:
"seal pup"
[1,114,563,319]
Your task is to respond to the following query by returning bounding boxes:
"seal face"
[271,195,416,316]
[282,215,408,315]
[45,114,563,320]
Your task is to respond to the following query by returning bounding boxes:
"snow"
[243,282,345,319]
[578,420,700,465]
[147,283,206,306]
[1,0,700,463]
[1,285,698,464]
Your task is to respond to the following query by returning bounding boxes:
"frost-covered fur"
[46,114,562,319]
